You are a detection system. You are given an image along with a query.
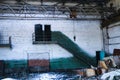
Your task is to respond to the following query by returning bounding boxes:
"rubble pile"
[76,49,120,80]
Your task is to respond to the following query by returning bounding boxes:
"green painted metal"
[50,57,89,70]
[4,60,27,68]
[51,31,96,69]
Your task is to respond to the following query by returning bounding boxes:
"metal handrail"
[32,33,51,41]
[32,33,57,44]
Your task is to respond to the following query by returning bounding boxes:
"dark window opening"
[35,24,43,41]
[44,25,51,41]
[34,24,51,41]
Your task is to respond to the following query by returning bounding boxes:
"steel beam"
[0,2,115,19]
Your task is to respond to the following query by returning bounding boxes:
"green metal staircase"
[50,31,96,70]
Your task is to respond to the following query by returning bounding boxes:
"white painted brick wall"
[108,22,120,54]
[0,20,102,60]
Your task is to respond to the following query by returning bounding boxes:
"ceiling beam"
[101,13,120,28]
[0,0,110,4]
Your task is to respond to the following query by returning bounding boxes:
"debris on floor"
[75,49,120,80]
[101,69,120,80]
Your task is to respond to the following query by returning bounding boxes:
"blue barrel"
[100,51,105,60]
[96,51,105,65]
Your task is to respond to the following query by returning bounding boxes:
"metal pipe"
[108,23,120,29]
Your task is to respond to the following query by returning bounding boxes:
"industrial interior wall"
[0,20,102,60]
[107,21,120,54]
